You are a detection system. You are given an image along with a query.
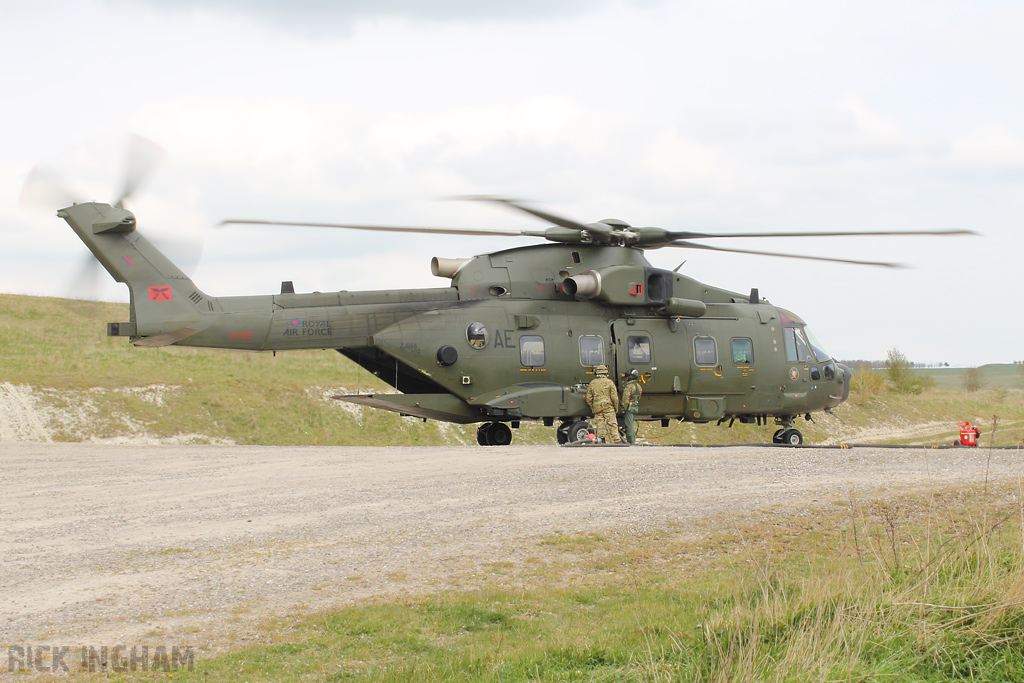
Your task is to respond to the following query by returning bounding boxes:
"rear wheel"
[772,428,786,444]
[567,420,593,443]
[556,422,571,445]
[488,422,513,446]
[477,421,513,446]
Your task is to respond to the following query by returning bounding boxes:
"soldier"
[585,365,620,443]
[620,368,642,445]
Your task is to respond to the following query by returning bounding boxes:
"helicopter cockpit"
[779,308,837,382]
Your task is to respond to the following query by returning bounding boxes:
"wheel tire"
[556,422,571,445]
[772,428,786,444]
[784,429,803,446]
[477,424,490,446]
[488,422,513,446]
[568,420,593,443]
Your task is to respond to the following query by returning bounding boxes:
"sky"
[2,0,1022,366]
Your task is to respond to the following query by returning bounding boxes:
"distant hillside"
[2,294,1022,447]
[912,364,1024,391]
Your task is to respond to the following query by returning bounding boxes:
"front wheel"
[783,429,803,446]
[772,428,786,444]
[567,420,594,443]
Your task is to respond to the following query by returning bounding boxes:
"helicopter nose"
[836,363,851,403]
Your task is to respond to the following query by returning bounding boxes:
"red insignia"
[149,286,172,301]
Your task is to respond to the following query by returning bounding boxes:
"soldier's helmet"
[628,369,639,380]
[595,365,609,375]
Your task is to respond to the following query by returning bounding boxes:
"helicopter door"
[611,320,657,391]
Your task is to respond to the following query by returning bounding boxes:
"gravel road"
[2,442,1021,662]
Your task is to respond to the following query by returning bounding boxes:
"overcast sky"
[2,0,1021,366]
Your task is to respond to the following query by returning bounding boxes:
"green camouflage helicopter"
[47,143,973,446]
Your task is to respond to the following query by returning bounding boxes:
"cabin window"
[784,327,813,363]
[578,335,605,367]
[694,336,717,365]
[466,322,488,349]
[519,335,545,367]
[627,335,652,364]
[731,338,754,364]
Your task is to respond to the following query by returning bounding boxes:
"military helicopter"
[44,144,974,446]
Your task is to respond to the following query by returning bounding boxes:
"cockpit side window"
[784,327,814,363]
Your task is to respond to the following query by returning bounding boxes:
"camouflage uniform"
[621,378,642,445]
[586,367,620,443]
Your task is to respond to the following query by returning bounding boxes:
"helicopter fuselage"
[60,201,849,444]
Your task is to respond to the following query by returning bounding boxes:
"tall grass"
[90,485,1024,682]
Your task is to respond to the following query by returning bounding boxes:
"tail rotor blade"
[19,165,82,209]
[115,134,165,208]
[65,254,104,300]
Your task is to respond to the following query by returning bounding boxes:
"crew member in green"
[585,365,620,443]
[620,368,642,445]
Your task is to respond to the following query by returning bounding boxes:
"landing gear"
[772,417,803,446]
[477,421,512,446]
[556,421,571,444]
[558,419,594,444]
[781,429,803,446]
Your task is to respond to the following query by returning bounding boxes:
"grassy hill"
[913,363,1024,391]
[2,293,1022,447]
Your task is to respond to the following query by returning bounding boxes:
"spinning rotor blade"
[461,195,598,233]
[66,254,103,300]
[668,240,907,268]
[19,165,82,209]
[115,134,165,208]
[665,228,979,240]
[218,218,536,238]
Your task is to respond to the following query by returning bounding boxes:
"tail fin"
[58,202,207,345]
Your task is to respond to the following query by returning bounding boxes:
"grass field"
[912,365,1024,391]
[78,483,1024,682]
[2,293,1023,447]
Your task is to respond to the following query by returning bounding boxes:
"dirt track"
[2,443,1022,663]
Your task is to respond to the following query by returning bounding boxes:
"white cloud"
[948,124,1024,175]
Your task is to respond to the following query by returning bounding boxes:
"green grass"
[87,484,1024,682]
[2,293,1023,447]
[914,365,1024,391]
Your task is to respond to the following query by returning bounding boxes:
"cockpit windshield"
[784,326,832,363]
[803,327,832,363]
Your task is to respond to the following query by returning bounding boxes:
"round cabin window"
[466,322,488,349]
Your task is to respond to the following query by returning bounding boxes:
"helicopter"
[44,144,975,446]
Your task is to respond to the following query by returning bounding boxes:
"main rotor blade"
[461,196,598,233]
[666,228,979,240]
[668,240,907,268]
[218,218,536,238]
